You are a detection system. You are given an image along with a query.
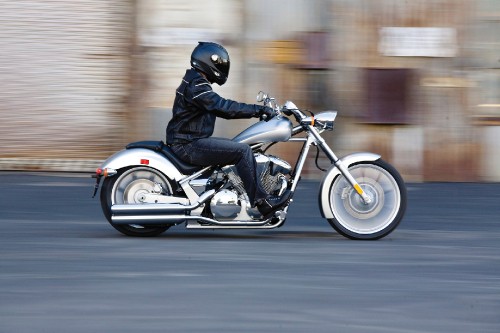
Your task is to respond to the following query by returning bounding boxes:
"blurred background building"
[0,0,499,181]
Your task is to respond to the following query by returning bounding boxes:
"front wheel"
[326,159,407,240]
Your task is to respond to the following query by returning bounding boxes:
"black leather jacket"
[166,69,261,144]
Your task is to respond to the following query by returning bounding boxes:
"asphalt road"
[0,172,499,333]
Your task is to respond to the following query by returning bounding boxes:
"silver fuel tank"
[232,117,293,145]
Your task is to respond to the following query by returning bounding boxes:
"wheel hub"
[123,179,155,203]
[343,181,384,219]
[348,184,377,213]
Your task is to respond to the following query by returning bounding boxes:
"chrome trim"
[289,135,315,193]
[179,166,212,185]
[111,189,215,215]
[284,100,299,110]
[111,214,284,228]
[314,111,337,130]
[185,219,285,229]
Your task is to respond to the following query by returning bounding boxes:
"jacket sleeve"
[188,80,260,119]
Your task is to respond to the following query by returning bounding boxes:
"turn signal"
[97,168,117,177]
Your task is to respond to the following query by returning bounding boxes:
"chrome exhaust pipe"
[111,214,273,227]
[111,214,206,225]
[111,189,215,215]
[111,211,287,228]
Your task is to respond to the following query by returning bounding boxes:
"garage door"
[0,0,132,170]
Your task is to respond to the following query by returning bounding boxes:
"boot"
[256,188,292,218]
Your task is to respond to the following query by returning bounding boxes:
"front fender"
[100,148,184,181]
[318,152,381,219]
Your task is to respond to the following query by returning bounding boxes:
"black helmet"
[191,42,230,85]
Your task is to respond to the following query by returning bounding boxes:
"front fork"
[304,127,372,205]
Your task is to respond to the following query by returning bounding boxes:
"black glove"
[258,106,275,121]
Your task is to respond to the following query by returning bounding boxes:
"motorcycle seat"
[126,141,203,175]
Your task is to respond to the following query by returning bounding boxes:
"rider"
[166,41,291,217]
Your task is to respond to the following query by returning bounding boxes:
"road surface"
[0,172,499,332]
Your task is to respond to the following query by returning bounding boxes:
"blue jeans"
[170,137,267,206]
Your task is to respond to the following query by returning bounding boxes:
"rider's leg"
[170,137,267,206]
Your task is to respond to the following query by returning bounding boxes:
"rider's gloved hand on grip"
[257,106,275,121]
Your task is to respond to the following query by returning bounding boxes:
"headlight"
[314,111,337,131]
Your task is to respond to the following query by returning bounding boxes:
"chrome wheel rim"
[330,164,401,234]
[111,167,172,228]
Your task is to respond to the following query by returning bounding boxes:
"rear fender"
[319,152,381,219]
[100,148,184,181]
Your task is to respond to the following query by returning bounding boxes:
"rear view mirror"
[256,91,268,102]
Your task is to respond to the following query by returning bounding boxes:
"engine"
[255,154,292,196]
[209,154,291,220]
[210,189,241,219]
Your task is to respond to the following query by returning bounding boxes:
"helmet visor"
[211,54,230,78]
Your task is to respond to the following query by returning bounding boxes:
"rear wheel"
[327,159,406,240]
[100,167,174,237]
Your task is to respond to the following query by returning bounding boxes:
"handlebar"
[256,91,306,123]
[257,92,336,134]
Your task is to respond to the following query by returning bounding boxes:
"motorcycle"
[92,91,407,240]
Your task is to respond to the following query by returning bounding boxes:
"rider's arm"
[188,78,261,119]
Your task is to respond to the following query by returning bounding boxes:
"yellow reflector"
[354,184,364,195]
